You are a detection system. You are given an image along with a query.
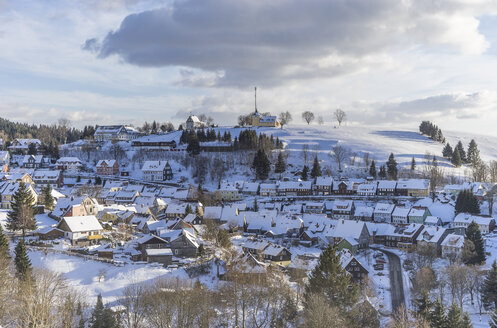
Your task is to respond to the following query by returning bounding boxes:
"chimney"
[436,226,439,231]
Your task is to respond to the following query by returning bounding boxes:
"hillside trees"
[334,109,346,127]
[42,185,54,210]
[386,153,398,180]
[464,222,485,265]
[301,165,309,181]
[279,111,292,128]
[455,190,480,214]
[14,239,32,281]
[311,156,322,179]
[482,261,497,310]
[369,160,377,178]
[452,148,462,167]
[455,141,467,163]
[331,145,348,171]
[419,121,445,143]
[443,143,453,158]
[275,152,286,173]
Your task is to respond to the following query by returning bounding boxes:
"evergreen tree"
[411,157,416,171]
[386,153,398,180]
[483,261,497,310]
[369,160,376,178]
[379,165,387,179]
[489,305,497,327]
[14,239,32,280]
[94,176,102,185]
[76,175,81,183]
[465,221,485,265]
[301,165,309,181]
[304,245,359,311]
[275,152,286,173]
[7,182,37,237]
[185,204,193,215]
[414,290,432,320]
[456,141,467,163]
[443,143,453,158]
[0,225,9,258]
[452,148,462,167]
[252,149,270,180]
[429,299,446,328]
[446,302,464,327]
[187,137,200,156]
[90,294,105,328]
[461,313,473,328]
[43,185,54,210]
[455,190,480,214]
[253,198,259,212]
[310,156,322,179]
[467,139,481,166]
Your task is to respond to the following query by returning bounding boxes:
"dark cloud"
[86,0,493,87]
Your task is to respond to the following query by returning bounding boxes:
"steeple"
[254,86,258,114]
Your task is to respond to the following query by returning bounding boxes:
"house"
[337,237,360,254]
[333,180,354,195]
[453,213,495,234]
[145,248,173,266]
[250,107,280,128]
[441,234,465,260]
[114,190,140,205]
[36,227,65,240]
[242,182,259,195]
[0,172,33,185]
[21,155,46,169]
[278,181,312,196]
[304,202,324,214]
[416,226,449,255]
[373,203,395,223]
[373,223,424,251]
[241,239,271,257]
[424,216,443,226]
[50,195,98,220]
[136,234,170,261]
[55,157,82,171]
[131,133,179,149]
[377,180,396,196]
[96,160,119,176]
[32,170,63,188]
[262,244,292,266]
[166,229,199,257]
[216,182,242,201]
[203,206,223,223]
[260,183,277,197]
[94,125,140,142]
[142,161,173,181]
[327,219,370,249]
[353,205,374,221]
[56,215,103,245]
[186,115,206,130]
[341,250,369,282]
[0,151,10,165]
[395,179,430,197]
[313,176,333,195]
[0,182,37,209]
[332,200,355,220]
[356,182,377,196]
[164,203,189,219]
[392,206,410,224]
[408,206,431,224]
[9,139,41,154]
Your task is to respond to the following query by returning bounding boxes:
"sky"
[2,0,497,136]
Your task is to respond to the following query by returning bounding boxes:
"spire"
[254,86,258,114]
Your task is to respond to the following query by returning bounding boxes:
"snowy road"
[382,249,405,313]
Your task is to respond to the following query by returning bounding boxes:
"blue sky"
[1,0,497,136]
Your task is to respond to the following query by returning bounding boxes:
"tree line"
[419,121,445,143]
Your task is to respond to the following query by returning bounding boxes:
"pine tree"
[311,156,322,179]
[301,165,309,181]
[429,299,446,328]
[443,143,453,158]
[76,175,81,183]
[253,198,259,212]
[455,190,480,214]
[187,137,200,156]
[467,139,481,167]
[414,290,432,320]
[452,148,462,167]
[411,157,416,171]
[304,245,359,311]
[90,294,105,328]
[456,141,467,163]
[43,185,54,210]
[483,261,497,310]
[386,153,398,180]
[14,239,32,280]
[379,165,387,179]
[252,149,270,180]
[446,302,464,327]
[7,182,37,237]
[489,306,497,327]
[185,204,193,215]
[0,225,9,258]
[275,152,286,173]
[465,221,485,265]
[461,313,472,328]
[369,160,376,178]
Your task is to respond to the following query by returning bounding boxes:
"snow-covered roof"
[328,219,368,240]
[454,213,495,226]
[417,226,447,243]
[354,205,374,218]
[332,200,353,211]
[377,180,397,189]
[424,216,442,225]
[315,176,333,186]
[441,233,464,248]
[278,180,312,190]
[374,203,395,214]
[96,159,117,167]
[59,215,103,232]
[142,160,170,172]
[145,248,172,256]
[263,244,290,257]
[204,206,223,219]
[392,206,411,217]
[409,207,428,217]
[396,179,429,190]
[56,157,82,164]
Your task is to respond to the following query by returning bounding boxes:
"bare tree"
[302,111,315,125]
[317,116,324,125]
[120,283,148,328]
[363,152,371,168]
[303,293,346,328]
[58,118,71,144]
[446,264,469,309]
[97,268,107,283]
[334,108,346,127]
[489,161,497,182]
[412,266,437,296]
[278,111,292,129]
[301,144,310,164]
[331,145,348,171]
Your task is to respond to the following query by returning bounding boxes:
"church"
[249,87,280,128]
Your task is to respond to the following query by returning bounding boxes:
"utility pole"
[254,86,258,114]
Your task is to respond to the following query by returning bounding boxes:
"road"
[382,249,405,313]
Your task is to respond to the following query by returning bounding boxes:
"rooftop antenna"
[254,86,258,114]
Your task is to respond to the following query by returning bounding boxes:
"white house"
[441,233,465,260]
[373,203,395,223]
[186,115,206,130]
[55,157,83,171]
[142,161,173,182]
[56,215,103,244]
[392,206,410,224]
[453,213,496,234]
[356,182,377,196]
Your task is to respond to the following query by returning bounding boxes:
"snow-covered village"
[4,1,497,327]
